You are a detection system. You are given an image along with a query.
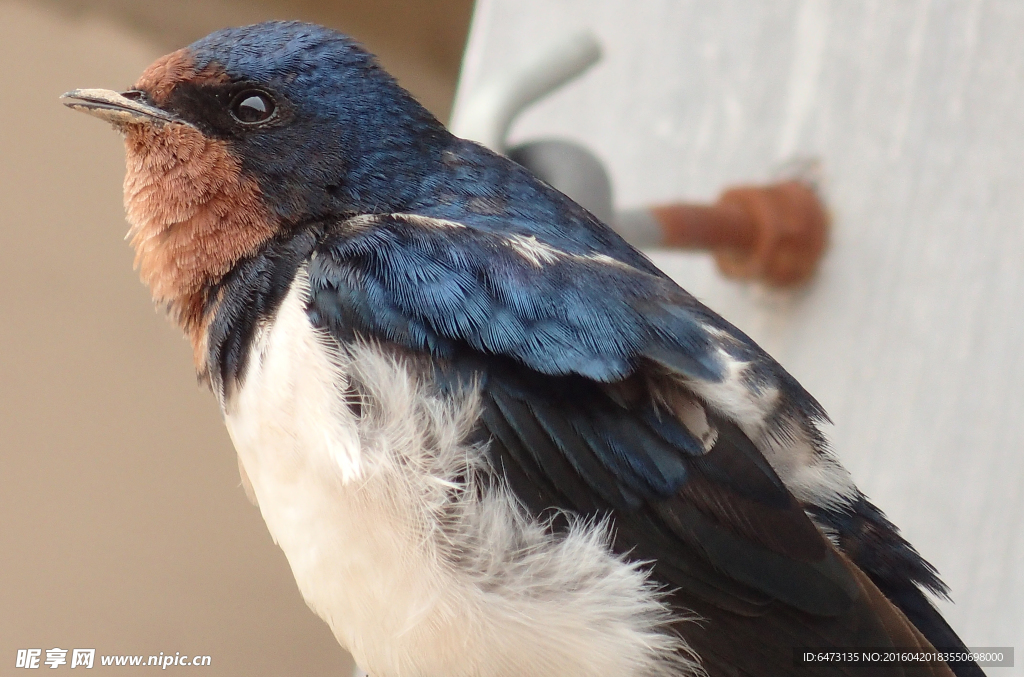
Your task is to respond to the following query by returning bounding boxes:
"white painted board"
[454,0,1024,663]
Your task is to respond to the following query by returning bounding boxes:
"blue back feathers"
[306,213,723,384]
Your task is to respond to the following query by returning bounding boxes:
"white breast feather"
[222,270,698,677]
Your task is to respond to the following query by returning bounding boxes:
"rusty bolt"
[648,180,829,287]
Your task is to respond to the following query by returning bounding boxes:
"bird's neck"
[122,121,277,374]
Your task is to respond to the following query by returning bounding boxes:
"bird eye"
[229,90,276,124]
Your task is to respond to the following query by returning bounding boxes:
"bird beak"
[61,88,183,126]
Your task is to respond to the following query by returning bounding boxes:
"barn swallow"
[63,21,981,677]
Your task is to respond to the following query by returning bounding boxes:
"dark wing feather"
[809,499,987,677]
[470,358,953,677]
[473,360,855,613]
[306,213,959,677]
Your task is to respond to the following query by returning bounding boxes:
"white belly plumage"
[222,270,695,677]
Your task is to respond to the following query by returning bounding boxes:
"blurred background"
[3,0,1023,675]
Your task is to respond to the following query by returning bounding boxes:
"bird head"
[62,21,449,337]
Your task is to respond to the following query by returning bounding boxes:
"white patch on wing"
[223,269,698,677]
[688,349,782,430]
[504,233,563,267]
[674,399,718,453]
[586,253,620,265]
[501,234,642,272]
[684,336,857,508]
[394,213,466,229]
[342,213,384,231]
[763,434,857,509]
[385,214,641,274]
[580,252,636,270]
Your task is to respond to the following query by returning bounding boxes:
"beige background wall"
[0,1,470,674]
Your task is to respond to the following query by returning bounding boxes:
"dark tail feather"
[873,579,986,677]
[810,494,983,677]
